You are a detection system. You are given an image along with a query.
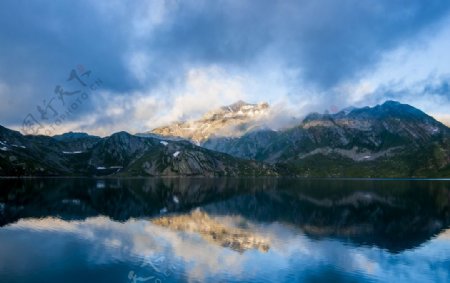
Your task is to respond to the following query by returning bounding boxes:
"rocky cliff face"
[149,100,269,144]
[1,101,449,177]
[203,101,450,177]
[0,125,80,175]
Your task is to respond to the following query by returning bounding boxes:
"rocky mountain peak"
[150,101,270,144]
[203,100,269,120]
[53,132,100,141]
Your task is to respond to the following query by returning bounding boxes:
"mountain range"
[0,100,449,177]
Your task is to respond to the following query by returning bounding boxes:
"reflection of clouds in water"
[8,216,247,282]
[245,222,381,281]
[143,220,247,282]
[5,216,450,282]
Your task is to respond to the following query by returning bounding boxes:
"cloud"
[123,0,450,88]
[342,75,450,125]
[68,66,249,135]
[1,0,450,133]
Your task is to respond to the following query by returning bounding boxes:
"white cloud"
[435,114,450,126]
[9,13,450,136]
[126,52,153,85]
[131,0,174,38]
[369,17,450,87]
[80,66,250,135]
[333,15,450,111]
[156,66,247,122]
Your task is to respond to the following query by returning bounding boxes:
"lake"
[0,178,449,283]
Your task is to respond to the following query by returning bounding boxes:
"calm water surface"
[0,178,450,283]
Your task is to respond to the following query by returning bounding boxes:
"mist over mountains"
[1,101,449,177]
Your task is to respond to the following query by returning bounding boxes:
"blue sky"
[1,0,450,136]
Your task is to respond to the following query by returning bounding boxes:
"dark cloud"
[1,0,450,129]
[276,0,450,87]
[354,76,450,116]
[0,1,132,89]
[0,0,134,126]
[142,0,450,87]
[423,79,450,95]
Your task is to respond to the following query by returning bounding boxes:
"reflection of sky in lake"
[1,216,449,283]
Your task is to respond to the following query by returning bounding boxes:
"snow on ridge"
[12,145,26,149]
[160,141,168,146]
[96,166,123,170]
[96,181,106,189]
[173,151,180,157]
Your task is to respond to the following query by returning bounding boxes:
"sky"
[1,0,450,136]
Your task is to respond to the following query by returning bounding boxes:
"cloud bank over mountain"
[1,0,450,135]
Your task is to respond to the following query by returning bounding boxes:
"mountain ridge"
[202,100,450,177]
[148,100,270,144]
[1,100,449,177]
[0,127,276,177]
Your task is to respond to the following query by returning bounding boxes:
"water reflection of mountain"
[203,181,450,252]
[0,178,269,225]
[1,178,449,252]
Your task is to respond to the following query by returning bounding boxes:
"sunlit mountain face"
[147,101,271,145]
[2,101,449,178]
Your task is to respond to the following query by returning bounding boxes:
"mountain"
[148,100,270,144]
[203,101,450,177]
[53,131,102,151]
[0,126,276,177]
[53,132,99,141]
[87,132,276,176]
[1,101,449,177]
[0,125,79,175]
